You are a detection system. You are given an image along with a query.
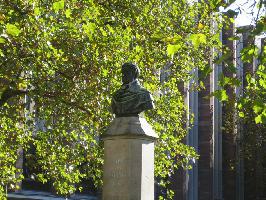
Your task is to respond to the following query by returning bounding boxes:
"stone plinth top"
[103,116,158,140]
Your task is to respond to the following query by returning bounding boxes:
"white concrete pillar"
[102,117,158,200]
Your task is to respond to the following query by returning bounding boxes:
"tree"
[220,0,266,124]
[214,1,266,198]
[0,0,224,199]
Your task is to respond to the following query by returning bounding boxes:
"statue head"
[121,63,140,84]
[111,62,154,116]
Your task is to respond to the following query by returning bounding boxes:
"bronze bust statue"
[111,63,154,117]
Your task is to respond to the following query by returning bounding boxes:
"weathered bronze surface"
[111,63,154,117]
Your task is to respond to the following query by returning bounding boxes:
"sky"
[223,0,266,27]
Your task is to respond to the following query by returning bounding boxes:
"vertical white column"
[211,17,223,200]
[254,37,262,72]
[186,67,198,200]
[235,34,244,200]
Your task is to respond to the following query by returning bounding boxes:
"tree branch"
[42,92,92,116]
[0,88,28,107]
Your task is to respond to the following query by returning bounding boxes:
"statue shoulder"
[139,87,151,94]
[112,88,123,98]
[139,88,154,101]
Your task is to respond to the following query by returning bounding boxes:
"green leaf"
[213,89,228,102]
[239,112,244,118]
[214,52,231,64]
[252,20,266,35]
[82,23,96,39]
[218,74,230,87]
[241,45,259,63]
[167,44,181,57]
[0,37,5,43]
[255,114,262,124]
[53,0,65,12]
[65,9,71,18]
[259,79,266,88]
[34,7,41,16]
[253,103,263,114]
[225,9,239,18]
[0,49,4,57]
[6,23,21,37]
[236,26,249,34]
[228,35,240,41]
[189,33,206,48]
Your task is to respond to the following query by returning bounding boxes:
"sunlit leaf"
[65,9,71,18]
[167,44,181,57]
[0,37,6,43]
[189,33,206,48]
[6,23,21,36]
[53,0,65,12]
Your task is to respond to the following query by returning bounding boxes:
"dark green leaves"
[241,45,259,63]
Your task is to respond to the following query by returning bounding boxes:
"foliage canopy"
[1,0,265,199]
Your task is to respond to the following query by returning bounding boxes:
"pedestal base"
[103,138,154,200]
[102,117,157,200]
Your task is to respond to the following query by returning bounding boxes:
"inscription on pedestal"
[109,158,131,187]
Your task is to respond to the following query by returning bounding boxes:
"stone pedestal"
[102,117,158,200]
